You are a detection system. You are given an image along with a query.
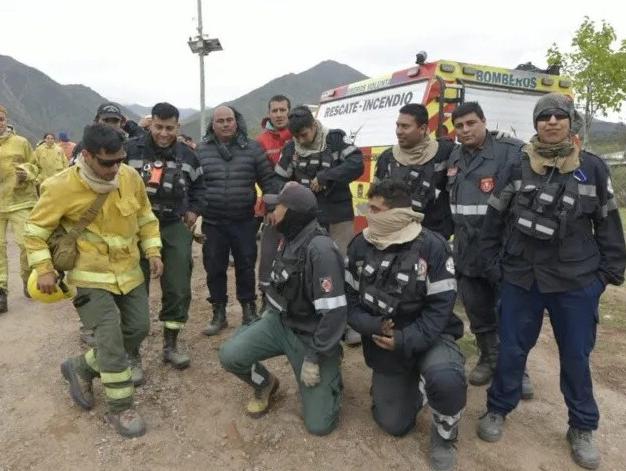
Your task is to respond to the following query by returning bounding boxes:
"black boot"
[203,302,227,336]
[241,301,258,325]
[163,328,190,369]
[469,331,499,386]
[0,288,7,313]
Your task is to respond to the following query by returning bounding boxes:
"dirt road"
[1,240,625,471]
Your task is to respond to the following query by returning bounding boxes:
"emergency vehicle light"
[462,66,477,76]
[559,79,572,88]
[321,89,336,99]
[440,64,455,73]
[541,77,555,86]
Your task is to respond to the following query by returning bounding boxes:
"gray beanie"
[533,92,583,133]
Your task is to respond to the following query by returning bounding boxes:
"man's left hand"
[372,334,395,351]
[183,211,198,229]
[149,257,164,278]
[310,177,322,193]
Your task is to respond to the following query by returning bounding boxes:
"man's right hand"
[37,272,58,294]
[380,318,395,337]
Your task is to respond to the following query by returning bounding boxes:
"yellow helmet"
[27,270,76,303]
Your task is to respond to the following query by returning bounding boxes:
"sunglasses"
[95,156,125,168]
[536,111,569,122]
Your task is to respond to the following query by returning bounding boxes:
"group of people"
[0,88,624,470]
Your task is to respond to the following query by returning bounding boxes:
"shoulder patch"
[320,276,334,293]
[445,257,455,275]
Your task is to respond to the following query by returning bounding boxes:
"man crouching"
[345,180,466,470]
[219,182,346,435]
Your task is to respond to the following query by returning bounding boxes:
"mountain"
[0,54,138,143]
[125,103,198,121]
[181,60,368,141]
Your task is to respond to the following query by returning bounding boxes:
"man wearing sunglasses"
[477,93,626,470]
[24,124,163,438]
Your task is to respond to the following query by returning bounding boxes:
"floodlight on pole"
[188,0,222,137]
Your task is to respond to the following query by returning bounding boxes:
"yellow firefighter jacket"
[0,133,38,212]
[34,143,68,183]
[24,164,161,294]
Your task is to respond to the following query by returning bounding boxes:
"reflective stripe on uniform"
[84,349,100,372]
[80,231,136,249]
[141,237,162,252]
[450,204,488,216]
[578,184,597,197]
[513,180,522,190]
[127,159,144,169]
[181,162,202,181]
[345,270,359,290]
[100,368,132,384]
[164,320,185,330]
[314,295,347,311]
[426,278,457,295]
[104,385,134,400]
[27,248,51,266]
[137,213,157,227]
[339,145,358,160]
[70,266,143,286]
[275,164,292,178]
[535,224,555,236]
[600,199,619,218]
[24,222,52,240]
[266,292,283,311]
[487,194,507,212]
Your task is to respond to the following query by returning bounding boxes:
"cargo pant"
[219,309,343,436]
[371,335,467,438]
[72,286,150,412]
[0,208,31,291]
[141,220,193,330]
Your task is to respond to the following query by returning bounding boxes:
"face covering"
[363,207,423,250]
[276,209,316,241]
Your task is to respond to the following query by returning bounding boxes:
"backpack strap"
[67,192,110,238]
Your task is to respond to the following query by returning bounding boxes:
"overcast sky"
[2,0,625,121]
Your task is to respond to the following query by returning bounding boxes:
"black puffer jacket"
[197,108,280,224]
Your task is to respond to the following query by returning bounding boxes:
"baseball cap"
[263,181,318,213]
[96,102,123,120]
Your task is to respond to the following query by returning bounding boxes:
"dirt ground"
[1,238,626,471]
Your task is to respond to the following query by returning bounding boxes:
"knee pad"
[423,365,467,417]
[372,404,414,437]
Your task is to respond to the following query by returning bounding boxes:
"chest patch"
[320,276,333,293]
[416,258,428,281]
[479,177,495,193]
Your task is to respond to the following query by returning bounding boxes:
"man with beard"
[219,182,346,436]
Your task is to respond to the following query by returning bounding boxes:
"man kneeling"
[219,182,346,435]
[345,180,467,471]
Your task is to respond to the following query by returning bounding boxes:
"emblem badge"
[479,177,495,193]
[320,277,333,293]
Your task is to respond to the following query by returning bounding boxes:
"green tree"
[547,17,626,144]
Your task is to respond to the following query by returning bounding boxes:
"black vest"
[265,226,327,329]
[512,156,579,241]
[138,146,188,215]
[385,158,437,213]
[293,144,341,186]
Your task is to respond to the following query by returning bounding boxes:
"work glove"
[300,360,320,388]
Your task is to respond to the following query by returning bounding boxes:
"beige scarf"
[392,135,439,166]
[294,120,329,157]
[76,155,119,194]
[363,207,423,250]
[525,135,580,175]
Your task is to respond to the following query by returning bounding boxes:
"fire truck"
[316,54,574,231]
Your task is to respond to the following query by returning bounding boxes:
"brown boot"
[60,358,94,410]
[106,408,146,438]
[246,374,280,418]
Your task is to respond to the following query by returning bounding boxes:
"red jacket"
[256,118,292,167]
[255,119,292,216]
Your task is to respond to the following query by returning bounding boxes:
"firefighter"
[345,180,466,471]
[256,95,292,307]
[34,132,68,184]
[219,182,346,436]
[126,102,204,372]
[0,104,38,310]
[24,124,163,438]
[447,102,534,397]
[375,103,455,239]
[275,105,363,345]
[477,93,626,470]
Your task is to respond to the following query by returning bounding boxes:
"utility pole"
[188,0,222,137]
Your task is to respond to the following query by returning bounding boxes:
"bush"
[612,166,626,207]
